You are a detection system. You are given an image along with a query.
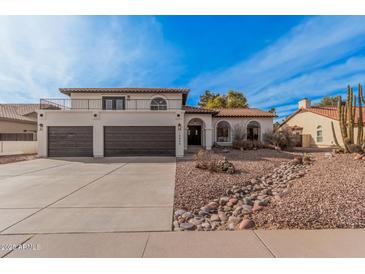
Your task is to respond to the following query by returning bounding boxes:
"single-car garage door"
[48,126,93,157]
[104,126,175,156]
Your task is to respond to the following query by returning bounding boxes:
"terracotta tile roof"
[308,106,365,125]
[281,106,365,127]
[214,108,277,118]
[59,87,190,96]
[183,106,218,114]
[0,104,39,123]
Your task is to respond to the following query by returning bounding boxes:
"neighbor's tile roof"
[281,106,365,127]
[183,106,218,114]
[0,104,39,123]
[59,87,190,96]
[214,108,277,118]
[306,106,365,125]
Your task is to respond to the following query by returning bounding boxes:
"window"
[102,97,125,110]
[216,121,230,142]
[316,125,323,142]
[150,97,167,110]
[247,121,260,141]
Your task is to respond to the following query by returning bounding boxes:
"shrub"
[347,144,364,154]
[232,124,246,143]
[195,149,235,174]
[232,139,264,150]
[232,124,264,150]
[263,128,296,150]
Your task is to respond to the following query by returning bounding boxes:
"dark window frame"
[102,96,125,110]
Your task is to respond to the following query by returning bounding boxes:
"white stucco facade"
[38,89,274,157]
[38,109,185,157]
[212,117,273,146]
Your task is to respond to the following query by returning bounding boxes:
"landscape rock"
[210,214,220,222]
[180,222,195,231]
[173,153,310,231]
[253,204,264,212]
[174,209,186,218]
[238,219,255,230]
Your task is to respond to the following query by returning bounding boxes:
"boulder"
[227,216,241,225]
[174,209,186,218]
[238,219,255,230]
[180,222,195,231]
[218,212,228,222]
[219,196,229,205]
[206,201,219,210]
[210,214,220,222]
[253,204,264,212]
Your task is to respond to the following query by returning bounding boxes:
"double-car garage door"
[47,126,175,157]
[104,126,175,156]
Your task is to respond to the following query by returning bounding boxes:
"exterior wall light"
[39,123,44,131]
[178,123,182,131]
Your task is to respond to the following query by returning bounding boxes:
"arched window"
[150,97,167,110]
[316,125,323,142]
[216,121,231,142]
[247,121,260,141]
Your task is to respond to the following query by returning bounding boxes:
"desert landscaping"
[173,147,365,231]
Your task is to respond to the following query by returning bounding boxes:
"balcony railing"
[40,98,182,111]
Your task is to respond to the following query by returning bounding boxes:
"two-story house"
[37,88,275,157]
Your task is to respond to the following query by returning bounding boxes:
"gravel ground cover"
[253,153,365,229]
[0,154,37,164]
[174,149,294,212]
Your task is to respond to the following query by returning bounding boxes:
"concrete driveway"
[0,157,176,234]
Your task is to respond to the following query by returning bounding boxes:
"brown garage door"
[48,126,93,157]
[104,126,175,156]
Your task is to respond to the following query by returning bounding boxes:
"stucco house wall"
[38,109,185,157]
[283,111,363,147]
[0,120,37,133]
[212,117,274,146]
[70,92,183,110]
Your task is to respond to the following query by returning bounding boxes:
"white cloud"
[187,16,365,119]
[0,16,182,103]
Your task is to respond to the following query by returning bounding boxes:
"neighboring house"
[37,88,275,157]
[279,98,365,148]
[0,104,39,140]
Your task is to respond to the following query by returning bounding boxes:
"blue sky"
[1,16,365,120]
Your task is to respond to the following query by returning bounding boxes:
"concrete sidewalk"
[2,229,365,258]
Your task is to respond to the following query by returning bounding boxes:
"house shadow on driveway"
[48,156,176,164]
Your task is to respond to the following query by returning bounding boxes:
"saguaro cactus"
[357,84,364,145]
[332,84,364,152]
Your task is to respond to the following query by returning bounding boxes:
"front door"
[188,125,201,145]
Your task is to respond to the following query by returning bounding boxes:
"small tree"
[206,96,226,109]
[200,90,249,109]
[198,90,219,108]
[316,96,339,107]
[226,90,248,108]
[268,107,276,115]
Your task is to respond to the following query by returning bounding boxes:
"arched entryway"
[247,121,261,141]
[187,118,205,148]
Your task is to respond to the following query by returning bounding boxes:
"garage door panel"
[48,126,93,157]
[104,126,175,156]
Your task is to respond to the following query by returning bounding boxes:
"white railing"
[40,98,182,111]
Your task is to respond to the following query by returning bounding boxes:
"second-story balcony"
[40,98,182,111]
